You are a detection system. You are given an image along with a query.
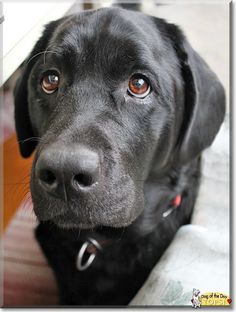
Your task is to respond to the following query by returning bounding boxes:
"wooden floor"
[2,90,58,306]
[3,198,58,306]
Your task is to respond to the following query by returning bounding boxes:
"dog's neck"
[128,162,189,236]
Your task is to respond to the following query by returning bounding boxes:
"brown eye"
[128,74,151,98]
[41,74,59,94]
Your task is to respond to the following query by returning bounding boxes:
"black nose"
[36,144,100,199]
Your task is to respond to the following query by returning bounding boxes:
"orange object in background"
[3,135,58,306]
[3,134,33,229]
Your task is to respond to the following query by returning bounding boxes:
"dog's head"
[14,8,225,229]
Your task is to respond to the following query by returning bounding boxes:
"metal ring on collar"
[76,237,102,271]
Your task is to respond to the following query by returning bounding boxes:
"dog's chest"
[36,223,156,304]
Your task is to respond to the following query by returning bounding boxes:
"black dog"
[14,7,225,305]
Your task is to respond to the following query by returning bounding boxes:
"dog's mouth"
[31,148,145,230]
[51,212,94,229]
[31,166,145,230]
[55,219,95,230]
[50,210,138,230]
[33,197,143,230]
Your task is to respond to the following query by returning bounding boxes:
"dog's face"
[14,8,225,229]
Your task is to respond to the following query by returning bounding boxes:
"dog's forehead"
[48,8,164,66]
[53,8,156,43]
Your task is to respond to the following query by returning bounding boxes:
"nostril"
[74,173,94,188]
[39,169,57,185]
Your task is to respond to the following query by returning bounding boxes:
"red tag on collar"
[172,194,182,208]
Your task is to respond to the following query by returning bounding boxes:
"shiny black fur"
[36,159,201,305]
[14,7,225,306]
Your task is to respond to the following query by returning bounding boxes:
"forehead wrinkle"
[49,10,101,52]
[47,7,167,63]
[47,14,103,69]
[44,8,165,80]
[94,30,154,81]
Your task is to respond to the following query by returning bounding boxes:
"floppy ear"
[14,19,64,158]
[158,20,226,164]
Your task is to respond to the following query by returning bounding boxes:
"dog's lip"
[50,212,135,230]
[52,213,96,229]
[55,220,95,230]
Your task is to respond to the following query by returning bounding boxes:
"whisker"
[18,136,42,144]
[26,50,60,66]
[43,46,52,65]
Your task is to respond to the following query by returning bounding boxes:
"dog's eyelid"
[40,68,61,77]
[127,88,151,99]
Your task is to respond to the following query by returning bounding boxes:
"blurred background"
[1,0,230,307]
